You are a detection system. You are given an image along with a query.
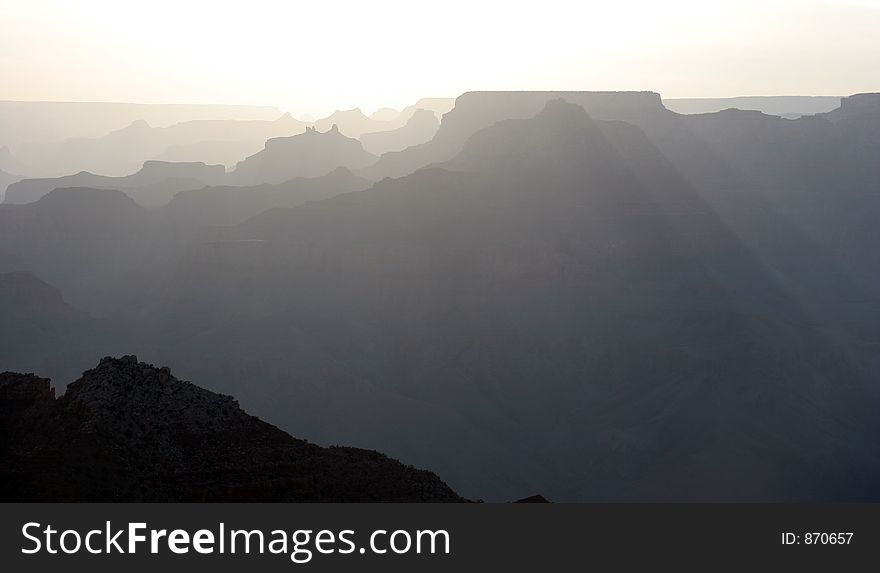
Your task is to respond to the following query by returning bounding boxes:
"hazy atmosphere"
[2,0,880,505]
[3,1,879,114]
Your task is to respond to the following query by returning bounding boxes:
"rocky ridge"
[0,356,463,502]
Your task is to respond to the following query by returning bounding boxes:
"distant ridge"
[362,91,669,179]
[0,101,283,144]
[0,169,21,203]
[314,108,390,138]
[360,109,439,155]
[4,160,225,206]
[166,167,372,227]
[16,113,306,178]
[663,96,841,118]
[230,125,377,185]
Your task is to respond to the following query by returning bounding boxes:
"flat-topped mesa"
[691,108,783,121]
[433,90,669,147]
[836,93,880,115]
[361,91,672,180]
[132,160,225,181]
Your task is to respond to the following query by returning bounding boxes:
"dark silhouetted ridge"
[0,356,463,502]
[514,495,549,503]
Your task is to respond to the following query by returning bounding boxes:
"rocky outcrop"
[0,356,463,502]
[0,373,54,402]
[230,126,377,185]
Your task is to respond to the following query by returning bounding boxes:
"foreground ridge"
[0,356,463,502]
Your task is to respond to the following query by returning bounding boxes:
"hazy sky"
[1,0,878,115]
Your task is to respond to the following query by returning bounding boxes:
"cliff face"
[0,356,463,502]
[820,93,880,146]
[130,160,225,184]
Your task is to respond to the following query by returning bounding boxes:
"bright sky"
[1,0,878,115]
